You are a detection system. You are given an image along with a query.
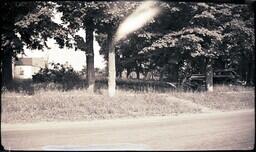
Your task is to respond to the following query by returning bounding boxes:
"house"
[14,57,48,79]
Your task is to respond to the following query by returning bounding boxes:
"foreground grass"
[170,85,255,111]
[1,85,254,123]
[1,90,201,123]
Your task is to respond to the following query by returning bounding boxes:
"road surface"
[1,110,254,150]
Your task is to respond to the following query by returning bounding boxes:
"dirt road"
[1,109,254,150]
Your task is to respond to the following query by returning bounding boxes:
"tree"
[57,1,138,94]
[137,2,201,82]
[95,1,140,97]
[141,2,255,91]
[97,2,203,82]
[55,1,254,95]
[1,2,69,85]
[219,4,255,85]
[95,2,255,91]
[57,2,96,93]
[96,1,161,96]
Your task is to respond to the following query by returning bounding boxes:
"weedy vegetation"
[1,80,254,123]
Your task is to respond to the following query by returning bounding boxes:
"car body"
[213,69,240,84]
[183,69,243,91]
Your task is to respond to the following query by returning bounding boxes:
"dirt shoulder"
[2,109,254,131]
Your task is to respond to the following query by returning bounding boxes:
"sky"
[20,9,106,71]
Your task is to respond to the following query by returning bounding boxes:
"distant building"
[14,57,48,79]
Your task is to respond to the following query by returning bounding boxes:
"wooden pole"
[108,33,116,97]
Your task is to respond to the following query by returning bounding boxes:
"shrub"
[95,78,177,92]
[32,63,82,85]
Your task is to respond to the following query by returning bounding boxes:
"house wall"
[14,66,43,79]
[32,58,46,68]
[14,65,33,79]
[14,57,48,80]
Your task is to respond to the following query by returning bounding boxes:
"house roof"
[15,58,32,65]
[15,58,46,67]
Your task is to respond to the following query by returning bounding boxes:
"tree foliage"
[1,1,70,85]
[133,2,254,84]
[2,1,254,87]
[1,2,69,57]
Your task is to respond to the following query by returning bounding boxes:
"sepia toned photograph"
[1,0,255,150]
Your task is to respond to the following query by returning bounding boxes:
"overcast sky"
[20,8,106,71]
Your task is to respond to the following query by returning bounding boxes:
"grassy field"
[170,88,254,111]
[1,84,255,123]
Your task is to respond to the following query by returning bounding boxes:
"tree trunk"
[174,65,179,82]
[108,32,116,97]
[247,58,252,85]
[85,22,95,93]
[159,72,163,81]
[2,52,13,86]
[240,55,248,81]
[251,53,255,85]
[119,68,123,78]
[205,58,213,92]
[126,68,131,79]
[248,53,255,85]
[136,67,140,79]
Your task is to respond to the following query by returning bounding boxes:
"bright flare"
[114,1,160,42]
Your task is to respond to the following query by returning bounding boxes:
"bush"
[95,78,177,92]
[32,63,82,85]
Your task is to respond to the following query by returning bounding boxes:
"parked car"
[213,69,241,84]
[182,68,243,91]
[182,74,206,91]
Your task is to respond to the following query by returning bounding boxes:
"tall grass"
[169,87,254,111]
[1,89,202,123]
[2,78,177,95]
[96,78,177,93]
[1,79,254,123]
[212,84,254,92]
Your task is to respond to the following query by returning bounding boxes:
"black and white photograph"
[1,0,255,150]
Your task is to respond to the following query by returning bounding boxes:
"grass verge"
[170,85,255,111]
[1,90,201,123]
[1,85,254,123]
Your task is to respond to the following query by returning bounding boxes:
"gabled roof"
[15,58,46,67]
[15,58,32,65]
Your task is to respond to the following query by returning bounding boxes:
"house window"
[20,68,24,75]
